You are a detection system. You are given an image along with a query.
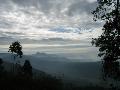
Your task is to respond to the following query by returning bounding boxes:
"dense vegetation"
[92,0,120,80]
[0,58,63,90]
[0,58,116,90]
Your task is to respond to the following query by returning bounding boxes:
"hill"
[0,53,103,86]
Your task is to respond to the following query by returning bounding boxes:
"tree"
[92,0,120,79]
[22,60,32,77]
[8,41,23,60]
[0,58,4,78]
[8,41,23,73]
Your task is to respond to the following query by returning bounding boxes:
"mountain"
[32,52,70,62]
[2,60,47,77]
[0,53,103,86]
[0,52,70,63]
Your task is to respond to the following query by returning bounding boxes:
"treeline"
[0,58,63,90]
[0,58,113,90]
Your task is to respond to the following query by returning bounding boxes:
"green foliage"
[8,41,23,58]
[92,0,120,79]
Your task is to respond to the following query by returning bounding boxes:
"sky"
[0,0,103,61]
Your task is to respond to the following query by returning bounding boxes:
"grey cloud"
[20,27,29,30]
[0,31,26,42]
[77,21,103,30]
[49,27,83,34]
[42,38,66,41]
[0,0,98,18]
[0,18,14,29]
[0,0,13,12]
[11,0,34,7]
[67,0,97,16]
[6,0,97,16]
[85,22,103,29]
[0,21,12,29]
[0,11,20,30]
[12,0,53,13]
[0,0,50,14]
[0,36,14,45]
[49,27,73,33]
[0,0,101,41]
[4,32,24,35]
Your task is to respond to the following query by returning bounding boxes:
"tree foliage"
[8,41,23,59]
[0,58,4,77]
[92,0,120,79]
[0,59,63,90]
[92,0,119,21]
[22,60,32,77]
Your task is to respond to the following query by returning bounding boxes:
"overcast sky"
[0,0,103,61]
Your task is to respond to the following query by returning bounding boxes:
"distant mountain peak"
[35,52,46,55]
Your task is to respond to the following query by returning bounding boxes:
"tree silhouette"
[0,58,4,77]
[8,41,23,73]
[92,0,120,79]
[22,60,32,77]
[8,41,23,60]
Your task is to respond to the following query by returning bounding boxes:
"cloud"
[0,19,13,29]
[0,0,103,61]
[67,0,97,16]
[0,0,102,42]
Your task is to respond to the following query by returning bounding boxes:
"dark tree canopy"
[0,58,4,77]
[92,0,120,21]
[92,0,120,79]
[22,60,32,77]
[8,41,23,58]
[0,58,3,65]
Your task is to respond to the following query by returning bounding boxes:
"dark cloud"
[0,31,26,43]
[0,0,13,12]
[67,0,97,16]
[0,36,14,45]
[12,0,32,6]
